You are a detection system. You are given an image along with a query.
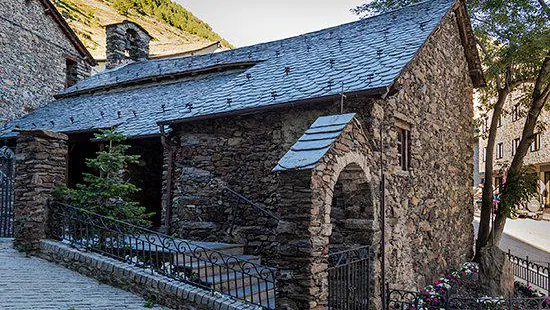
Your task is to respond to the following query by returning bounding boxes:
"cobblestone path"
[0,239,166,309]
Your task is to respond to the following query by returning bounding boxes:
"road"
[473,217,550,264]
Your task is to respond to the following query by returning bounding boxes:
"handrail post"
[526,255,530,287]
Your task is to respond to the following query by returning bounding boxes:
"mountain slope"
[53,0,231,60]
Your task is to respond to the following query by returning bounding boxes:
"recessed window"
[496,142,504,159]
[483,147,487,162]
[397,127,411,171]
[512,138,520,156]
[512,106,519,122]
[530,134,541,152]
[497,116,502,128]
[65,58,78,88]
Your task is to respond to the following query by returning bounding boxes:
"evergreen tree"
[56,129,151,226]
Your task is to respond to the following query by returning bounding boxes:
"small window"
[530,134,541,152]
[483,147,487,162]
[497,116,502,128]
[397,127,411,171]
[512,138,520,156]
[65,58,78,88]
[496,142,504,159]
[512,106,519,122]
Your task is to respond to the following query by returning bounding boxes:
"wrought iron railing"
[386,288,550,309]
[48,202,277,309]
[328,245,373,310]
[386,287,449,309]
[222,186,280,221]
[0,146,14,238]
[507,250,549,295]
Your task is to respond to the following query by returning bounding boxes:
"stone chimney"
[105,20,152,69]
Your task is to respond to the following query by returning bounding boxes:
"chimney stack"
[105,20,152,69]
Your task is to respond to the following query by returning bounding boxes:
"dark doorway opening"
[67,135,163,228]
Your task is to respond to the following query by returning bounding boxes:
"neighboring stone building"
[0,0,95,123]
[2,0,485,308]
[478,91,550,212]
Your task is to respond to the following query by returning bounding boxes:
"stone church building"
[1,0,485,308]
[0,0,95,124]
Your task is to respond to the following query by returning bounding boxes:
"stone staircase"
[167,240,276,309]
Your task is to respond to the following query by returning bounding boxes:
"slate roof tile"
[1,0,455,138]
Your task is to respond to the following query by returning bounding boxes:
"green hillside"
[53,0,231,59]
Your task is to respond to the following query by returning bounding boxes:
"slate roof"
[273,114,356,171]
[1,0,458,138]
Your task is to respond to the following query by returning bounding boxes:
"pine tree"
[56,129,151,226]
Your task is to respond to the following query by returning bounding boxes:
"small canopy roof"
[273,113,356,172]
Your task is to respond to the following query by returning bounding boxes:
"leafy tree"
[354,0,549,256]
[56,129,150,226]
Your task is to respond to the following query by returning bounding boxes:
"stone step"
[207,266,276,291]
[175,255,262,278]
[230,284,276,309]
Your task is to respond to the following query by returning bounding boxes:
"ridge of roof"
[38,0,97,66]
[2,0,467,139]
[58,0,455,97]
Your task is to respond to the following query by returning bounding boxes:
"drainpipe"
[159,125,174,234]
[379,86,390,310]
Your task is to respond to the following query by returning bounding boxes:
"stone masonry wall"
[167,7,475,297]
[13,130,68,252]
[0,0,91,123]
[373,10,475,289]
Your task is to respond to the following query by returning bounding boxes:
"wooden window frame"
[496,142,504,159]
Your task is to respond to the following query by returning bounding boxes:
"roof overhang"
[453,0,486,88]
[38,0,97,66]
[157,86,390,127]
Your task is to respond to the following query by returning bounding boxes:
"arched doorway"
[326,162,376,309]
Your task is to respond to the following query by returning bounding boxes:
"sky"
[177,0,366,48]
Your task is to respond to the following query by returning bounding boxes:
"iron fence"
[507,250,549,295]
[328,245,372,310]
[386,288,550,309]
[48,202,276,309]
[0,146,14,238]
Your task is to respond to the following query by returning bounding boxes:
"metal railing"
[386,288,550,309]
[48,202,277,309]
[222,186,280,221]
[507,250,549,295]
[0,146,14,238]
[328,245,373,310]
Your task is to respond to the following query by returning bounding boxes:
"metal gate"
[0,146,15,237]
[328,245,373,310]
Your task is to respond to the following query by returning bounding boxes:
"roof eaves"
[38,0,97,66]
[55,61,259,99]
[157,86,389,126]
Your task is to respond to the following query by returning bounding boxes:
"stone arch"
[309,151,380,308]
[274,115,381,309]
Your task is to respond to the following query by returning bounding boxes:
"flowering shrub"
[416,262,479,309]
[515,282,550,306]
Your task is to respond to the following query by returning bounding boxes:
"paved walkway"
[0,239,166,309]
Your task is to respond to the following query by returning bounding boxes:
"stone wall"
[166,7,475,305]
[0,0,91,123]
[374,10,475,289]
[13,130,68,252]
[167,103,348,258]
